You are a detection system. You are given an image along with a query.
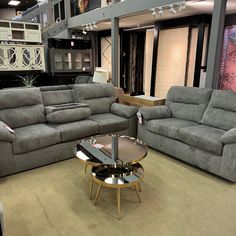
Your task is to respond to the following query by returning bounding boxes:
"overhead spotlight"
[82,28,87,35]
[85,24,89,31]
[8,0,20,6]
[158,7,163,17]
[93,22,98,28]
[169,4,176,15]
[89,23,93,30]
[179,1,186,12]
[150,8,157,18]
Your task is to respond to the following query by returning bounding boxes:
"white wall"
[155,27,189,98]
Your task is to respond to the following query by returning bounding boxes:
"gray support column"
[111,17,119,87]
[65,0,71,19]
[205,0,227,89]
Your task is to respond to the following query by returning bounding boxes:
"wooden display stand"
[122,94,165,107]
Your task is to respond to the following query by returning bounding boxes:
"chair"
[75,75,93,84]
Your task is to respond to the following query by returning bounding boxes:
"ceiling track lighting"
[82,22,98,34]
[149,0,187,18]
[169,4,177,15]
[178,1,187,12]
[82,28,87,35]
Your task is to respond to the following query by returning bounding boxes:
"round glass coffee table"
[74,134,148,219]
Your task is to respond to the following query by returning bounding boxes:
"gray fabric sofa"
[0,203,3,236]
[0,84,138,177]
[138,86,236,182]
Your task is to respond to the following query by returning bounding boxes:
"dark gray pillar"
[111,17,119,87]
[205,0,227,89]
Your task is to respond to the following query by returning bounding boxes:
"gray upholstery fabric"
[138,124,222,176]
[201,90,236,131]
[41,90,74,106]
[14,139,79,173]
[0,203,4,234]
[166,86,212,123]
[13,124,61,154]
[0,87,43,109]
[75,75,93,84]
[73,83,114,100]
[139,105,171,120]
[46,107,91,124]
[220,128,236,144]
[50,120,99,142]
[80,97,116,114]
[40,85,68,92]
[147,118,198,140]
[220,144,236,182]
[45,103,88,114]
[0,87,45,128]
[0,142,15,177]
[110,103,138,119]
[0,121,14,142]
[0,105,45,129]
[73,84,116,114]
[90,113,129,134]
[179,125,225,156]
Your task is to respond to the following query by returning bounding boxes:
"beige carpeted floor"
[0,149,236,236]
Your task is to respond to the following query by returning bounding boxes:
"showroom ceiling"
[0,0,37,11]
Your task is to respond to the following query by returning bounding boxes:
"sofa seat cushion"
[13,124,61,154]
[50,120,99,142]
[179,125,225,156]
[89,113,129,134]
[147,118,198,140]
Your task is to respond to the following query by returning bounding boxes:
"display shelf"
[0,20,41,43]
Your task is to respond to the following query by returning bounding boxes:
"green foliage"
[18,75,37,87]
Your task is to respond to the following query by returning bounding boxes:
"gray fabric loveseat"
[0,84,138,177]
[138,86,236,182]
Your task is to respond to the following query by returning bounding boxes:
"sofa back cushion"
[166,86,212,123]
[201,90,236,131]
[0,88,45,128]
[73,84,116,114]
[41,90,74,106]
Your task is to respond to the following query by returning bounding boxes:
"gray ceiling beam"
[68,0,182,29]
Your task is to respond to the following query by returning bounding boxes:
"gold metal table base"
[90,177,142,220]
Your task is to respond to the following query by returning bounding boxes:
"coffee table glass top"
[74,135,148,167]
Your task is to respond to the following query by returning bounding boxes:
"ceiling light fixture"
[158,7,163,17]
[149,0,188,18]
[82,28,87,35]
[150,8,157,18]
[92,22,98,28]
[89,23,93,30]
[169,4,177,15]
[8,0,20,6]
[178,1,187,11]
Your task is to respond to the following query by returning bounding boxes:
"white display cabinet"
[0,45,45,71]
[0,20,42,43]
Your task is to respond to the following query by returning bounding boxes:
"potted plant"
[18,74,37,87]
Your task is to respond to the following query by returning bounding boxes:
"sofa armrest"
[0,203,4,235]
[110,103,138,119]
[0,121,14,143]
[139,105,171,121]
[220,128,236,144]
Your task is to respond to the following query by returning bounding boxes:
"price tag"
[136,112,143,125]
